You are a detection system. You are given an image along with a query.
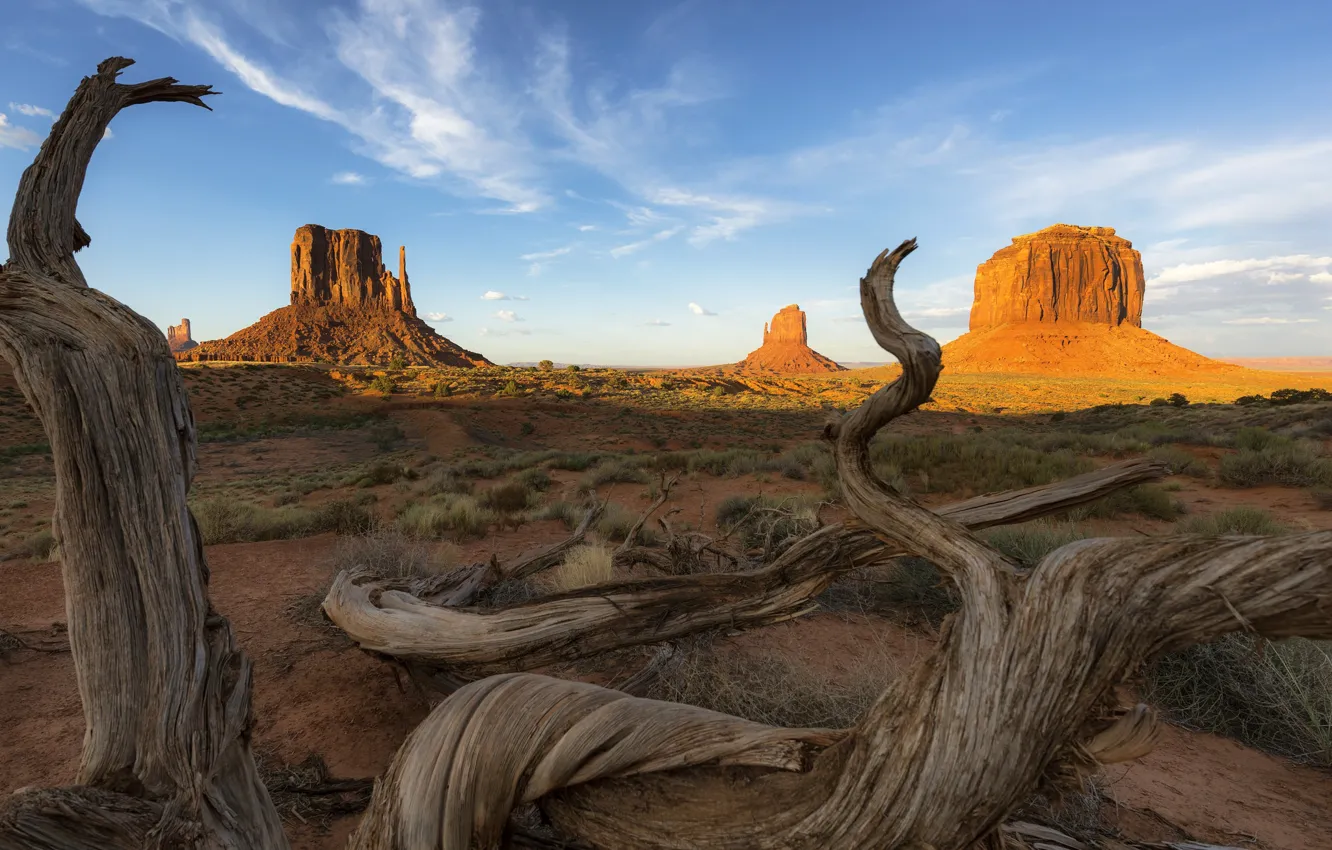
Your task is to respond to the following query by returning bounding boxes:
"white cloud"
[519,245,573,275]
[688,302,716,316]
[482,291,510,300]
[650,188,806,246]
[611,226,683,258]
[479,326,531,337]
[1149,255,1332,286]
[1221,317,1317,325]
[331,171,366,185]
[8,102,54,119]
[1310,272,1332,284]
[0,113,42,149]
[577,224,598,232]
[103,127,114,140]
[646,319,671,326]
[423,312,453,322]
[903,306,970,319]
[495,309,523,322]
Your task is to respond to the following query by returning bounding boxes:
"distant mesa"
[167,318,197,353]
[178,225,491,367]
[942,224,1242,378]
[737,304,844,374]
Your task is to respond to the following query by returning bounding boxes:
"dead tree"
[4,56,1330,850]
[323,456,1167,679]
[347,244,1332,849]
[0,59,287,849]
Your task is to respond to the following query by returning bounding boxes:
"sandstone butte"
[737,304,844,374]
[166,318,196,353]
[941,224,1244,378]
[177,225,491,367]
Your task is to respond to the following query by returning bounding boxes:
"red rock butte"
[943,224,1242,378]
[166,318,196,353]
[738,305,844,374]
[178,225,491,367]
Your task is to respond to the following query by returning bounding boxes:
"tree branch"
[5,57,217,286]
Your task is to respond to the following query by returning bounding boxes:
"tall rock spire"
[289,224,417,317]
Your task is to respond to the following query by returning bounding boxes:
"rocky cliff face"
[290,224,416,317]
[969,224,1144,331]
[740,304,843,374]
[942,224,1239,377]
[178,224,489,367]
[167,318,196,352]
[763,304,808,346]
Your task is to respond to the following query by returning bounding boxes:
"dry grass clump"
[647,637,895,729]
[1148,635,1332,766]
[579,458,648,490]
[192,496,372,544]
[1178,506,1288,537]
[1065,483,1184,521]
[543,544,614,592]
[331,528,457,580]
[715,494,822,559]
[396,495,495,541]
[818,557,959,626]
[1218,427,1332,488]
[593,502,640,544]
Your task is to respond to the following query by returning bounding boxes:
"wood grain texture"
[0,58,287,850]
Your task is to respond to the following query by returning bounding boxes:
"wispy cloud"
[576,224,598,232]
[1312,272,1332,284]
[0,112,42,149]
[495,309,523,322]
[481,290,529,301]
[1222,317,1318,325]
[423,311,453,322]
[646,319,671,326]
[611,226,683,258]
[480,326,532,336]
[1149,255,1332,286]
[7,102,54,119]
[519,245,573,275]
[650,188,808,245]
[688,302,716,316]
[331,170,366,185]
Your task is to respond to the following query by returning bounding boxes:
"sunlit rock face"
[739,305,844,374]
[969,224,1145,332]
[290,224,416,317]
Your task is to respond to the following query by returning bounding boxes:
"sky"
[2,0,1331,366]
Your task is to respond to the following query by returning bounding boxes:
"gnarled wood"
[324,456,1166,677]
[0,59,286,849]
[348,242,1332,850]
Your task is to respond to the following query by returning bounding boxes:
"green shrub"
[387,355,407,371]
[594,502,640,543]
[481,480,536,514]
[192,497,342,544]
[538,359,554,372]
[514,467,552,492]
[1178,506,1287,536]
[1167,392,1189,408]
[715,495,821,558]
[1147,446,1210,477]
[1219,441,1332,487]
[370,375,395,396]
[580,458,648,489]
[982,521,1086,568]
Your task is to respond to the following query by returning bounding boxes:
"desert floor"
[3,361,1331,848]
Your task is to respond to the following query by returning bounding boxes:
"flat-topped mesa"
[763,304,808,346]
[290,224,416,317]
[739,304,843,374]
[166,318,196,352]
[969,224,1145,331]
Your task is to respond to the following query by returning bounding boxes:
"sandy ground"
[4,368,1332,847]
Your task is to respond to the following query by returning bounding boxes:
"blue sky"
[3,0,1331,366]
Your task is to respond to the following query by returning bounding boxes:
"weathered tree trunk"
[0,58,287,849]
[324,457,1167,678]
[347,242,1332,850]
